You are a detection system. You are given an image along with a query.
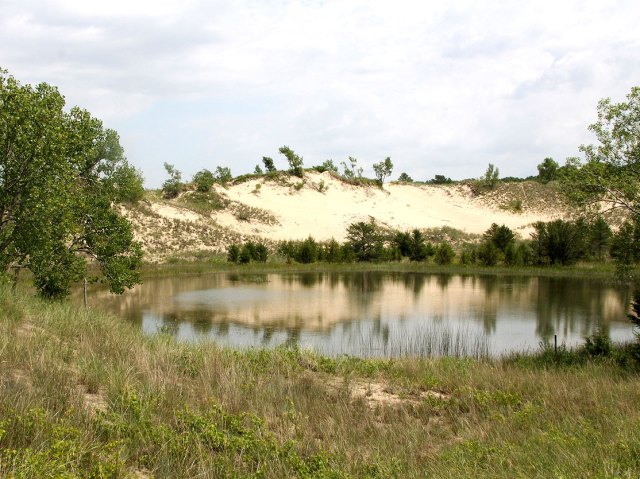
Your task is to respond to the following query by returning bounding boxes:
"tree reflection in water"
[85,271,634,357]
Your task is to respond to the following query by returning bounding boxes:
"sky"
[2,0,639,188]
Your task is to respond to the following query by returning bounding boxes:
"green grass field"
[1,282,639,477]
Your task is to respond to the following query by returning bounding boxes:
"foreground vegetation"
[1,285,639,478]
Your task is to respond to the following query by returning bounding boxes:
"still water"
[87,272,636,358]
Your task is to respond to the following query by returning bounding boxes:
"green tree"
[227,244,240,263]
[279,146,304,178]
[214,166,232,185]
[341,157,363,180]
[483,223,516,253]
[297,237,318,264]
[483,163,500,189]
[588,217,612,260]
[397,172,413,183]
[192,169,215,193]
[346,221,382,261]
[262,156,276,172]
[162,163,183,199]
[537,157,559,183]
[434,242,455,265]
[562,86,640,216]
[372,157,393,186]
[429,175,453,184]
[0,69,142,297]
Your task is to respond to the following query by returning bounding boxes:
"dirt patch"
[328,377,450,408]
[76,384,108,415]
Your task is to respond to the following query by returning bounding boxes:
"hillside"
[121,172,569,262]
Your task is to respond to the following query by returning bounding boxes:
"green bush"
[434,242,455,265]
[192,169,215,192]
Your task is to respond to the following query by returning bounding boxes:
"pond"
[85,271,636,358]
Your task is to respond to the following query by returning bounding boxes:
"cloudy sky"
[2,0,639,187]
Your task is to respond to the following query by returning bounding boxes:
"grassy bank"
[140,257,622,281]
[1,285,639,477]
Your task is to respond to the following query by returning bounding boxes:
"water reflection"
[82,272,635,357]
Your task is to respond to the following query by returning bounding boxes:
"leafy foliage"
[214,166,233,185]
[483,163,500,189]
[278,146,304,178]
[397,172,413,183]
[162,162,183,199]
[537,157,559,183]
[434,242,455,265]
[372,157,393,186]
[341,157,363,180]
[262,156,276,172]
[346,220,383,262]
[428,175,453,185]
[562,86,640,215]
[192,169,215,193]
[0,69,142,297]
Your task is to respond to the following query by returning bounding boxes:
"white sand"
[211,172,559,241]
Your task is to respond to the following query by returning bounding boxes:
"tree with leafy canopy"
[397,172,413,183]
[537,157,559,184]
[278,146,304,178]
[483,163,500,189]
[0,69,142,298]
[372,157,393,186]
[214,166,232,185]
[262,156,276,173]
[162,163,183,198]
[346,220,382,262]
[192,169,215,193]
[562,86,640,216]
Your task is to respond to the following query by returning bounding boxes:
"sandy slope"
[124,172,565,261]
[212,172,561,241]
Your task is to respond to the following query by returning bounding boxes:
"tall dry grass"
[1,284,639,477]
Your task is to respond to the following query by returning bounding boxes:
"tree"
[341,157,363,180]
[214,166,232,185]
[537,157,559,183]
[483,223,516,253]
[162,163,183,198]
[562,86,640,216]
[372,157,393,186]
[278,146,304,178]
[346,220,382,261]
[254,165,263,175]
[483,163,499,189]
[262,156,276,172]
[227,244,240,263]
[0,69,142,297]
[192,169,215,192]
[397,172,413,183]
[434,242,455,265]
[429,175,453,184]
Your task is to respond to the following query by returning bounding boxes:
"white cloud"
[2,0,640,186]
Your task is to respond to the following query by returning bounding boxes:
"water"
[86,271,636,358]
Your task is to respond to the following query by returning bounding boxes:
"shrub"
[582,329,613,358]
[227,244,240,263]
[460,243,478,265]
[279,146,304,178]
[483,163,499,189]
[162,162,183,199]
[477,240,499,266]
[192,169,215,192]
[434,242,455,265]
[214,166,233,185]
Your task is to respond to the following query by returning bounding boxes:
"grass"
[138,258,623,282]
[1,284,640,477]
